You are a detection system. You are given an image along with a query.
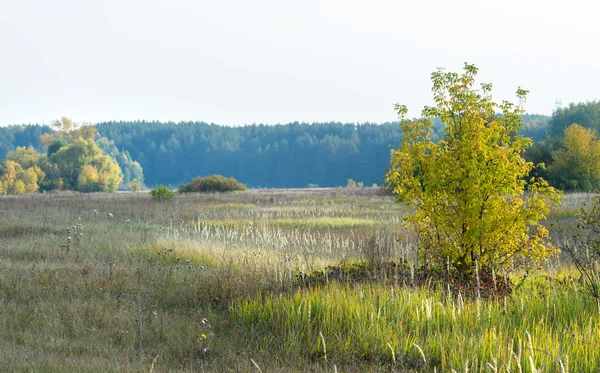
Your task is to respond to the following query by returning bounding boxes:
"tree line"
[1,101,600,192]
[91,116,551,188]
[523,101,600,191]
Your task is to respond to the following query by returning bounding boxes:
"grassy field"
[0,189,597,372]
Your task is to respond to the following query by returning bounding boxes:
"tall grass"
[0,189,597,372]
[236,279,599,372]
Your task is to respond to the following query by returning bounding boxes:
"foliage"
[151,184,175,201]
[0,146,46,194]
[47,139,68,156]
[95,135,144,187]
[39,117,97,147]
[179,175,247,193]
[523,137,561,181]
[548,100,600,138]
[130,178,141,192]
[0,158,43,195]
[547,124,600,191]
[386,63,562,273]
[0,124,52,161]
[0,118,122,194]
[49,138,122,192]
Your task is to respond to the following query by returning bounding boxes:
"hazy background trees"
[548,101,600,138]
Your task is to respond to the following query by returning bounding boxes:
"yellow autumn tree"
[21,167,40,193]
[40,117,97,148]
[386,63,562,273]
[7,146,44,169]
[44,121,123,192]
[0,160,18,194]
[547,123,600,191]
[0,160,43,194]
[1,118,123,193]
[76,165,100,192]
[12,179,26,194]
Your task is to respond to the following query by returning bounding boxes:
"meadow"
[0,189,597,372]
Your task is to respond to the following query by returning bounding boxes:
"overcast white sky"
[1,0,598,126]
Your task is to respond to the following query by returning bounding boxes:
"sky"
[1,0,599,127]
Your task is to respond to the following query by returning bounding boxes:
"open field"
[0,189,598,372]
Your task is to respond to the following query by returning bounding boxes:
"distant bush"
[151,185,175,201]
[179,175,247,193]
[129,178,141,192]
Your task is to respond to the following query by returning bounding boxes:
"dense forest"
[94,121,403,188]
[1,103,599,190]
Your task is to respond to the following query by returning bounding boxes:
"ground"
[0,189,596,372]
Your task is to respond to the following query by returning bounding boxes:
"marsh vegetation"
[0,189,597,372]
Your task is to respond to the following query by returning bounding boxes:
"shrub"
[130,178,141,192]
[179,175,247,193]
[386,63,562,274]
[563,195,600,301]
[151,185,175,201]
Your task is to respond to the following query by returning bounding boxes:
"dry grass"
[0,189,597,372]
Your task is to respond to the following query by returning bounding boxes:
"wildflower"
[108,213,114,218]
[200,333,207,340]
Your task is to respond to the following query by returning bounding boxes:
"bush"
[179,175,247,193]
[151,185,175,201]
[130,178,141,192]
[563,195,600,301]
[386,63,561,274]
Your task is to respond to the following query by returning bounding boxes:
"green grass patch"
[190,219,249,228]
[272,217,378,229]
[235,281,599,372]
[547,207,580,220]
[210,203,256,209]
[0,224,59,239]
